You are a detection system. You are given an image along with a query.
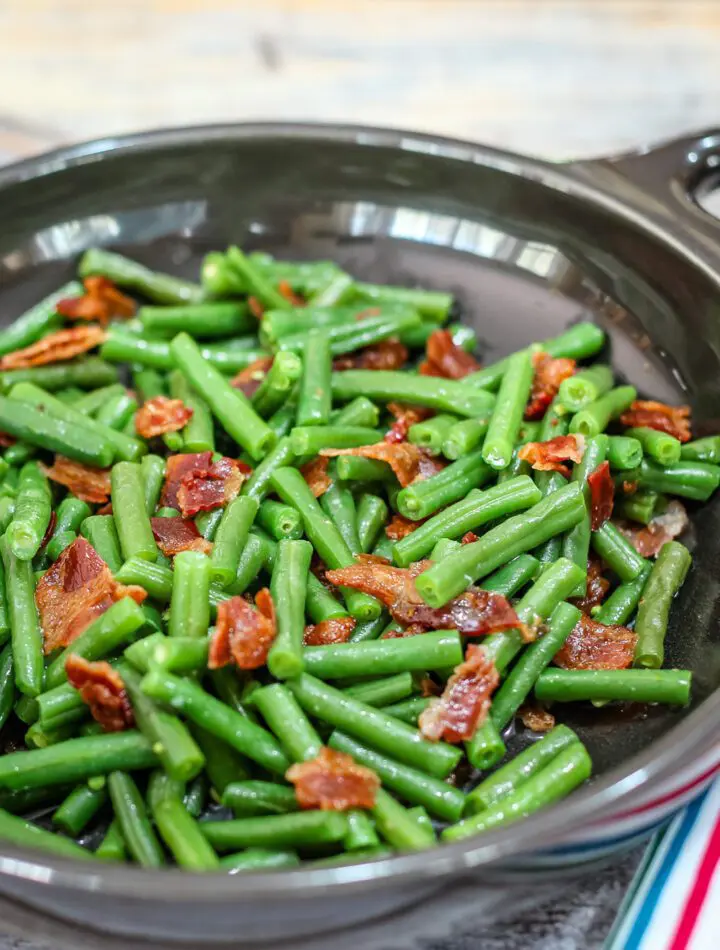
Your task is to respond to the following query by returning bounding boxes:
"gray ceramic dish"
[0,122,718,947]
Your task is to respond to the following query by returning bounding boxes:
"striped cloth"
[606,779,720,950]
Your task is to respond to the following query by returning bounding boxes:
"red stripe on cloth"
[612,763,720,820]
[667,811,720,950]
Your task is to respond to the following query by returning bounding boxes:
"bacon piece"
[571,558,609,614]
[300,456,331,498]
[554,614,637,670]
[65,656,134,732]
[35,538,146,654]
[321,442,433,488]
[385,513,424,540]
[150,517,213,556]
[135,397,193,439]
[0,433,16,448]
[303,616,356,646]
[525,351,576,420]
[325,555,522,635]
[419,330,480,380]
[622,480,638,496]
[160,452,213,509]
[334,339,409,372]
[248,297,265,320]
[0,325,106,370]
[588,460,614,530]
[620,400,691,442]
[618,500,689,558]
[176,456,249,517]
[277,280,305,307]
[384,402,432,444]
[461,532,479,545]
[381,622,426,640]
[208,590,276,670]
[518,434,585,478]
[41,455,111,504]
[39,512,57,553]
[230,357,274,398]
[286,747,379,811]
[518,704,555,733]
[56,276,136,325]
[419,645,499,742]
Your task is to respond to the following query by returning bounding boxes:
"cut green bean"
[356,493,389,553]
[112,461,158,562]
[222,781,299,817]
[211,497,258,587]
[625,426,681,464]
[569,386,637,437]
[303,632,463,680]
[535,669,691,705]
[591,521,648,583]
[482,349,534,469]
[202,810,348,852]
[80,516,124,573]
[6,462,52,561]
[1,536,43,697]
[595,565,651,626]
[80,248,202,305]
[147,770,219,871]
[108,771,164,867]
[557,364,613,412]
[626,458,720,502]
[257,499,303,542]
[332,370,495,418]
[252,352,302,419]
[342,672,415,707]
[442,417,490,460]
[396,449,494,520]
[607,435,644,471]
[252,683,322,764]
[267,539,313,679]
[296,328,332,427]
[169,551,211,639]
[633,541,691,669]
[680,436,720,465]
[408,414,459,455]
[52,783,107,837]
[46,497,92,561]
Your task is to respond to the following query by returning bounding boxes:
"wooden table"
[0,0,719,164]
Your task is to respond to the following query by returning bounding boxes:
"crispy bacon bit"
[321,442,435,487]
[419,645,499,743]
[461,532,479,544]
[381,623,426,639]
[248,296,265,320]
[419,675,442,697]
[618,500,689,558]
[286,747,379,811]
[525,351,576,420]
[385,514,423,540]
[35,538,146,654]
[384,402,432,444]
[160,452,212,509]
[303,616,356,646]
[208,590,276,670]
[161,452,250,517]
[65,656,134,732]
[518,704,555,733]
[571,558,610,614]
[97,501,113,516]
[325,555,522,636]
[588,461,614,530]
[277,280,305,306]
[0,433,16,448]
[419,330,480,380]
[622,480,638,496]
[135,397,193,439]
[334,339,409,372]
[41,456,111,504]
[56,276,136,325]
[0,325,106,370]
[300,456,331,498]
[554,614,637,670]
[518,434,585,478]
[230,357,274,398]
[620,400,691,442]
[150,517,212,556]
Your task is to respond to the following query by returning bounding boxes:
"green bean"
[329,732,465,822]
[252,683,322,764]
[343,810,380,851]
[52,783,108,836]
[415,483,585,607]
[266,397,299,440]
[231,531,273,595]
[6,462,52,561]
[36,681,84,725]
[46,497,92,561]
[330,396,380,429]
[45,595,147,690]
[442,417,490,460]
[96,389,138,431]
[633,541,692,669]
[141,668,289,775]
[380,696,431,726]
[595,565,651,626]
[290,425,382,456]
[569,385,636,437]
[279,312,420,358]
[80,248,202,305]
[137,454,166,517]
[396,449,494,520]
[393,476,542,567]
[342,672,415,707]
[464,324,605,391]
[401,320,476,352]
[209,496,258,587]
[111,461,158,562]
[3,445,33,468]
[482,349,534,469]
[321,481,360,554]
[0,282,80,356]
[140,302,253,338]
[145,636,208,675]
[607,435,644,471]
[169,551,211,639]
[464,724,581,814]
[490,601,581,732]
[310,271,355,307]
[482,554,540,597]
[627,458,720,501]
[0,537,43,697]
[193,507,221,542]
[287,674,461,779]
[107,771,164,867]
[335,455,396,484]
[256,499,303,541]
[167,369,215,453]
[371,788,434,850]
[226,246,291,310]
[348,613,389,643]
[535,668,691,705]
[353,282,451,321]
[190,725,249,796]
[615,490,659,525]
[183,774,207,818]
[356,493,389,553]
[242,437,295,502]
[131,369,165,402]
[0,807,92,859]
[464,718,507,771]
[271,467,380,621]
[220,848,299,872]
[80,515,124,572]
[408,414,459,455]
[561,434,608,593]
[104,329,267,374]
[0,358,119,394]
[267,539,313,679]
[443,742,592,841]
[591,521,648,583]
[557,364,614,412]
[295,328,332,427]
[9,381,145,462]
[332,370,495,418]
[624,426,681,465]
[250,352,302,419]
[680,436,720,465]
[25,719,79,749]
[170,333,275,460]
[147,770,219,871]
[95,818,127,861]
[202,810,348,852]
[304,632,462,680]
[222,781,299,817]
[0,644,16,730]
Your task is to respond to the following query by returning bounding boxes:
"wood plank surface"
[0,1,719,163]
